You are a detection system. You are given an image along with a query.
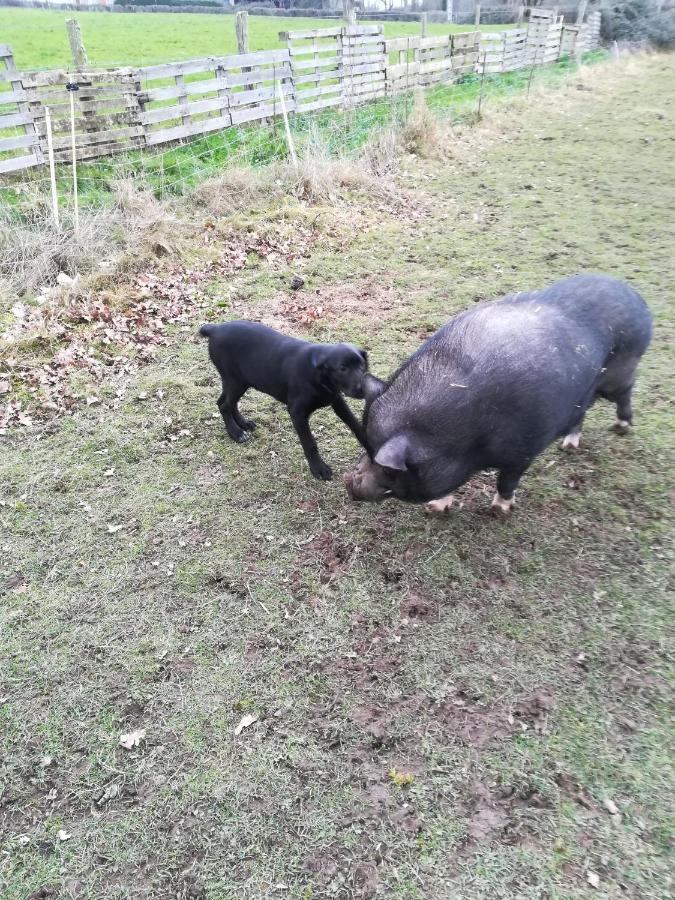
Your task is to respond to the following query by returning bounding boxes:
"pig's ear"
[362,373,386,402]
[374,434,408,472]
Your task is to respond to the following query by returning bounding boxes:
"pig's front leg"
[491,469,525,516]
[331,396,366,447]
[288,404,332,481]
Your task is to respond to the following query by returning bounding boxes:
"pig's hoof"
[561,431,582,451]
[490,493,514,517]
[425,495,456,517]
[612,419,631,435]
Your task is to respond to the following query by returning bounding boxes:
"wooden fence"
[0,14,602,177]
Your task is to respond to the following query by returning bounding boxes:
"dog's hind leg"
[217,380,249,443]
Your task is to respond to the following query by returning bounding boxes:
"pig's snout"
[343,470,361,501]
[344,455,391,502]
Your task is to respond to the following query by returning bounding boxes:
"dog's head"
[313,344,369,399]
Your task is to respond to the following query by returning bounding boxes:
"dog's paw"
[240,418,257,432]
[311,461,333,481]
[231,430,250,444]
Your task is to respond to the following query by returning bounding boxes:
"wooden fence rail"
[0,13,602,177]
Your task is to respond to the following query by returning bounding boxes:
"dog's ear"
[310,348,328,372]
[359,349,369,369]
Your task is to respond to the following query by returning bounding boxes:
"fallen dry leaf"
[0,380,9,394]
[57,829,72,842]
[234,713,258,736]
[587,871,600,888]
[603,797,619,816]
[106,523,125,534]
[119,728,146,750]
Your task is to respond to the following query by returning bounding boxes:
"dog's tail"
[198,323,215,339]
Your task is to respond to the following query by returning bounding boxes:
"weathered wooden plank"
[0,151,42,173]
[226,64,292,88]
[289,44,340,58]
[35,109,138,134]
[139,58,219,81]
[230,99,295,125]
[228,83,293,109]
[0,110,33,128]
[141,95,227,125]
[0,132,38,152]
[342,53,386,68]
[294,70,341,86]
[385,37,420,53]
[343,25,382,36]
[52,138,141,162]
[0,44,14,58]
[222,49,289,70]
[419,60,452,76]
[295,83,340,101]
[281,27,343,41]
[292,55,341,72]
[48,124,144,152]
[144,77,229,103]
[295,95,341,113]
[145,113,232,146]
[29,95,135,118]
[343,61,386,78]
[385,61,420,82]
[0,87,30,105]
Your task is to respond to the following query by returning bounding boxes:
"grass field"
[0,9,509,70]
[1,55,674,898]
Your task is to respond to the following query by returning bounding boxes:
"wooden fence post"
[235,11,249,55]
[575,0,588,23]
[446,0,453,23]
[66,19,88,70]
[474,4,481,28]
[420,13,428,37]
[0,44,43,171]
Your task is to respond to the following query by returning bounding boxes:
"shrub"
[601,0,675,49]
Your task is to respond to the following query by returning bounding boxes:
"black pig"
[344,275,652,515]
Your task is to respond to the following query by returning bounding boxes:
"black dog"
[199,320,368,480]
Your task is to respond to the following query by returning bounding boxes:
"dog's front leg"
[288,405,332,481]
[331,396,366,448]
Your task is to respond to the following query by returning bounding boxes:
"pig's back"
[376,275,649,457]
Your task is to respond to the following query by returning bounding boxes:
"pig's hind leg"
[610,384,634,434]
[599,355,640,434]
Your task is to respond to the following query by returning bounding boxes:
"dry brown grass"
[191,165,270,216]
[0,181,185,307]
[401,87,458,159]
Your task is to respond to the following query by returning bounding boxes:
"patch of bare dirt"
[399,590,439,622]
[461,779,550,851]
[297,530,356,582]
[432,687,556,748]
[301,848,381,898]
[246,278,406,330]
